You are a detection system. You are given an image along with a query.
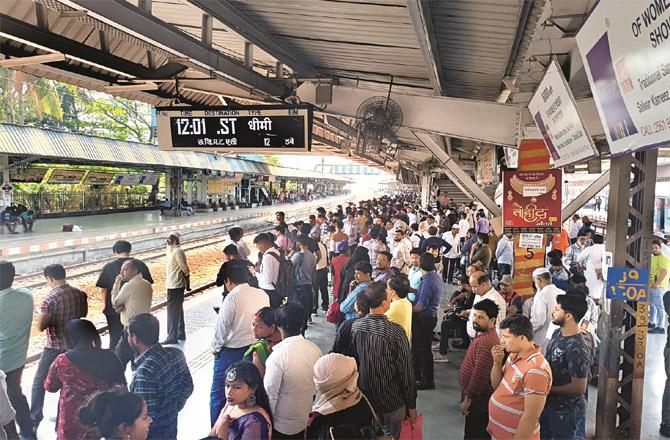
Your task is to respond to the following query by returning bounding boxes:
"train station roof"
[0,123,349,182]
[0,0,606,191]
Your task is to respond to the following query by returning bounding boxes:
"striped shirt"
[351,314,416,414]
[488,345,552,440]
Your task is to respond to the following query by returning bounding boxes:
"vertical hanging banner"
[503,169,562,234]
[576,1,670,156]
[528,58,599,167]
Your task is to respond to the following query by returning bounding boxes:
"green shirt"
[244,339,272,367]
[651,253,670,289]
[0,287,34,373]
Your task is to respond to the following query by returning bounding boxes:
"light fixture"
[103,82,158,92]
[0,53,66,67]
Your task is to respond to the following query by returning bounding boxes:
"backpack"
[267,251,295,298]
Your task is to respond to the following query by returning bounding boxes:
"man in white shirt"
[224,227,251,260]
[210,260,269,425]
[254,233,283,309]
[457,213,470,240]
[568,214,583,245]
[529,267,565,353]
[343,213,358,246]
[442,224,461,284]
[463,272,506,339]
[407,208,418,226]
[164,232,190,344]
[576,234,605,301]
[264,303,322,437]
[391,227,413,275]
[495,233,514,276]
[111,259,153,368]
[311,231,330,313]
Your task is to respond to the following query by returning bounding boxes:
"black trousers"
[312,268,329,311]
[115,328,135,370]
[498,263,511,276]
[30,348,64,426]
[264,289,284,309]
[439,314,465,355]
[412,314,438,384]
[291,284,313,326]
[6,366,34,437]
[464,410,491,440]
[105,310,123,350]
[166,287,186,340]
[444,257,460,283]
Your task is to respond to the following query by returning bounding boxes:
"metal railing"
[12,191,154,215]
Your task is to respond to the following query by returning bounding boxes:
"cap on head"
[532,267,550,278]
[168,231,181,239]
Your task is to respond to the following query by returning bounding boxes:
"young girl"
[78,386,152,440]
[210,361,273,440]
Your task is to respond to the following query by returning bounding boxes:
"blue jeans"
[540,406,579,440]
[575,405,586,440]
[650,288,666,328]
[210,346,249,426]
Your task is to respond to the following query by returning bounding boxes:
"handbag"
[361,394,394,440]
[326,300,342,324]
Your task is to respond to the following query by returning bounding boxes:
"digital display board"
[156,105,312,153]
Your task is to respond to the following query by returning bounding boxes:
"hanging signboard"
[477,147,497,185]
[528,58,599,167]
[207,178,238,195]
[10,167,48,183]
[503,169,562,233]
[139,174,160,186]
[113,174,143,186]
[606,267,649,302]
[575,1,670,156]
[48,169,85,184]
[156,105,312,153]
[84,171,114,185]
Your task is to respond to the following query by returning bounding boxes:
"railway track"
[22,200,343,364]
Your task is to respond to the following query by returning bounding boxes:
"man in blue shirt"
[413,253,443,390]
[340,261,373,320]
[128,313,193,439]
[0,261,35,439]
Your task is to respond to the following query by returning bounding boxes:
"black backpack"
[267,251,296,298]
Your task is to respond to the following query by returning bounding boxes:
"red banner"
[503,169,562,233]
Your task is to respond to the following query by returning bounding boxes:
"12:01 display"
[174,117,238,136]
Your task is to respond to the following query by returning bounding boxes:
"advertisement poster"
[576,1,670,155]
[84,172,114,185]
[113,174,143,186]
[207,177,239,194]
[528,59,599,167]
[477,147,497,185]
[139,174,160,186]
[10,167,48,183]
[48,169,85,184]
[503,169,562,233]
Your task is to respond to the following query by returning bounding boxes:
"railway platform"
[18,281,668,440]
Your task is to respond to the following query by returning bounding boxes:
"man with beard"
[564,233,588,275]
[459,299,500,439]
[540,294,590,440]
[391,227,413,275]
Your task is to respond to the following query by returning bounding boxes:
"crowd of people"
[1,204,34,234]
[0,193,665,440]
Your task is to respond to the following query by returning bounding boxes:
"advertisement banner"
[513,234,546,298]
[207,178,238,194]
[10,167,48,183]
[139,174,160,186]
[576,1,670,155]
[113,174,143,186]
[528,59,599,167]
[48,169,85,184]
[503,169,562,233]
[477,147,497,185]
[84,171,114,185]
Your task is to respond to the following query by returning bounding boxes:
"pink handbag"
[399,415,423,440]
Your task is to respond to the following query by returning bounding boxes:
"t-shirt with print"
[544,329,591,410]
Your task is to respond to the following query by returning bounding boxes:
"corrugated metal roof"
[0,124,348,181]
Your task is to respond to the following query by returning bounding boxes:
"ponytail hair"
[79,386,144,438]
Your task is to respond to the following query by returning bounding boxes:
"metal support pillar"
[596,149,657,439]
[201,14,213,46]
[562,170,610,220]
[276,62,284,79]
[0,155,9,184]
[420,173,431,208]
[244,42,254,69]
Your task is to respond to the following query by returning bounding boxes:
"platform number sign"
[156,105,312,153]
[606,268,649,302]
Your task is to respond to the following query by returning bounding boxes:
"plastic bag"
[399,415,423,440]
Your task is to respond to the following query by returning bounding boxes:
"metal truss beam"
[413,130,502,216]
[62,0,288,97]
[185,0,318,77]
[298,83,522,146]
[561,170,610,220]
[405,0,446,95]
[597,149,657,439]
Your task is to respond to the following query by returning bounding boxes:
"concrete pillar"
[244,42,254,69]
[420,173,431,208]
[164,172,171,201]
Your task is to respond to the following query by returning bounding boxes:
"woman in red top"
[330,242,351,300]
[45,319,126,440]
